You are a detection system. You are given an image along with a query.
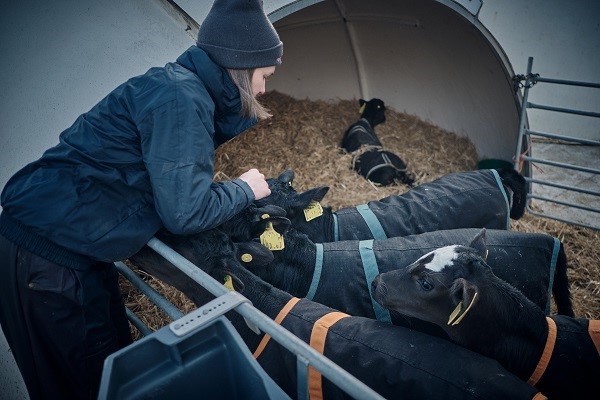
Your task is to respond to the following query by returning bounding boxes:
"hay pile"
[214,91,478,208]
[123,91,599,338]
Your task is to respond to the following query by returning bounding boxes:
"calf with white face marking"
[221,206,573,335]
[257,168,526,243]
[129,228,546,400]
[372,229,599,399]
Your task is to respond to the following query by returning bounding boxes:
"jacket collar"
[176,46,256,144]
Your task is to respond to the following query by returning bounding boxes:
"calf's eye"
[417,278,433,291]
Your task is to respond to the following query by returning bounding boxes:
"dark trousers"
[0,235,132,400]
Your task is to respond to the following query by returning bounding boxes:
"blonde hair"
[227,68,272,120]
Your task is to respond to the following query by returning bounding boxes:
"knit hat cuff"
[197,41,283,69]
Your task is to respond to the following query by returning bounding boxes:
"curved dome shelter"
[180,0,522,163]
[268,0,520,163]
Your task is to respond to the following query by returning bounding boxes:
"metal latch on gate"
[169,291,259,336]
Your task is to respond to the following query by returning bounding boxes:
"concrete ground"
[528,142,599,230]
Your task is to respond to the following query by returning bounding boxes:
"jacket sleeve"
[138,90,254,235]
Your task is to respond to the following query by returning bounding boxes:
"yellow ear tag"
[241,253,253,263]
[303,201,324,222]
[359,103,366,114]
[260,222,285,251]
[224,275,235,292]
[447,292,478,326]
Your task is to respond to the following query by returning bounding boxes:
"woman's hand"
[239,168,271,200]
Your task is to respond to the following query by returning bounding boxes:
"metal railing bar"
[147,237,385,400]
[516,56,600,229]
[525,129,600,146]
[522,156,600,174]
[513,57,534,170]
[527,194,600,214]
[526,102,600,118]
[125,307,153,337]
[526,204,599,231]
[525,177,600,196]
[535,76,600,89]
[296,355,310,400]
[115,261,185,320]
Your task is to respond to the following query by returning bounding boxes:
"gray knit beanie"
[197,0,283,69]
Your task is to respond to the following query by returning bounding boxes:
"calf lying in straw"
[340,98,413,185]
[372,229,600,399]
[129,227,545,400]
[256,168,525,243]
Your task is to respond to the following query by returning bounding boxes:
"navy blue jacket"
[0,46,256,268]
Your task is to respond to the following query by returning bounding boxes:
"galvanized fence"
[513,56,600,230]
[114,237,385,400]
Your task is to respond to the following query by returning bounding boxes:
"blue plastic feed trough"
[98,317,290,400]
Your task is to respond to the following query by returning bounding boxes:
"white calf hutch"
[1,0,598,398]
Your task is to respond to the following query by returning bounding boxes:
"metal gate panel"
[514,57,600,230]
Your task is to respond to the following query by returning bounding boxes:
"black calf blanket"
[305,228,560,327]
[341,119,413,185]
[332,169,511,240]
[255,297,544,400]
[340,118,382,151]
[353,148,412,186]
[531,316,600,398]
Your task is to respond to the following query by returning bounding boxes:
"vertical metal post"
[514,57,534,170]
[296,355,310,400]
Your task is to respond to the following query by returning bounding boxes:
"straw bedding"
[122,91,599,337]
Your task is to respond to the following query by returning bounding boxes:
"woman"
[0,0,281,398]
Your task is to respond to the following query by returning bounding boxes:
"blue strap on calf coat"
[301,228,561,335]
[0,46,256,266]
[334,169,510,241]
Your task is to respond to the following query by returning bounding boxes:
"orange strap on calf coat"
[528,317,557,386]
[308,312,350,400]
[589,319,600,355]
[253,297,301,359]
[252,299,350,400]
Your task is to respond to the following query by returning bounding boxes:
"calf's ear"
[256,205,287,219]
[216,270,245,293]
[272,217,291,235]
[468,228,488,260]
[448,278,479,326]
[235,241,274,269]
[278,169,295,184]
[292,187,330,209]
[250,215,291,237]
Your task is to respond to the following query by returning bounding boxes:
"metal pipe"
[528,194,600,214]
[526,205,599,231]
[125,307,153,337]
[526,102,600,118]
[296,355,310,400]
[522,156,600,174]
[514,57,534,170]
[525,129,600,146]
[146,238,385,400]
[525,177,600,196]
[535,76,600,88]
[115,261,184,320]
